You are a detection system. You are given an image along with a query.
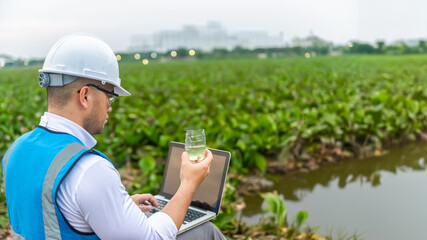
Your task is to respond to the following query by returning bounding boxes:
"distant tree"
[254,48,267,53]
[361,43,375,53]
[176,48,188,57]
[232,46,251,55]
[212,48,228,57]
[376,41,385,54]
[385,45,400,55]
[291,46,304,55]
[397,42,418,54]
[419,40,426,53]
[193,49,205,59]
[309,46,329,55]
[350,42,375,54]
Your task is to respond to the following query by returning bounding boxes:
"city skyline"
[129,21,286,53]
[1,0,426,59]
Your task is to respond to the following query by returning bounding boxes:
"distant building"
[0,54,13,69]
[292,33,332,48]
[129,21,285,53]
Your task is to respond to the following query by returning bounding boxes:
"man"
[1,33,225,240]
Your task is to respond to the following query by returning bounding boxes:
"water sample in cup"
[185,129,206,162]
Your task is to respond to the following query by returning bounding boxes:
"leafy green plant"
[262,192,287,229]
[294,210,309,229]
[261,192,310,238]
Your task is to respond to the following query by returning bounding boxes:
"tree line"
[2,40,427,68]
[124,39,427,61]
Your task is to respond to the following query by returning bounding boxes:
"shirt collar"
[39,112,97,149]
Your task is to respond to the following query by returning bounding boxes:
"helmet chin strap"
[39,73,78,87]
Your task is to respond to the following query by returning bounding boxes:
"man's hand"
[180,149,214,192]
[130,194,158,212]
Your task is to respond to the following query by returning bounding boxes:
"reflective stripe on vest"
[42,142,87,240]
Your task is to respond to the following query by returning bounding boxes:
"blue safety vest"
[1,126,108,240]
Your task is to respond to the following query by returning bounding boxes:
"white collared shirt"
[40,112,177,240]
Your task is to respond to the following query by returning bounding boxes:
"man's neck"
[48,107,85,130]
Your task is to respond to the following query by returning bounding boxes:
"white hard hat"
[39,33,130,96]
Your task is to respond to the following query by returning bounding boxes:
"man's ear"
[78,86,90,109]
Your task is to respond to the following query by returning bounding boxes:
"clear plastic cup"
[185,129,206,162]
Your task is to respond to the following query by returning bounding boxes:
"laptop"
[145,141,231,234]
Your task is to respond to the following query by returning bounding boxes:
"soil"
[236,140,392,196]
[236,175,274,195]
[0,225,12,240]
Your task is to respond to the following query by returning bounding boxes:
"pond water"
[240,141,427,240]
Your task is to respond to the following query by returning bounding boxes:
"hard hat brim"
[39,69,131,96]
[114,85,131,96]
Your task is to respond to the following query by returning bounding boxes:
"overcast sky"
[0,0,426,59]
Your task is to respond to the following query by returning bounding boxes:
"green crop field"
[1,55,427,237]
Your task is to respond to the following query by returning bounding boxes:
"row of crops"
[1,55,427,232]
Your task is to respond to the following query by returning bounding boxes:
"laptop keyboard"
[149,199,206,224]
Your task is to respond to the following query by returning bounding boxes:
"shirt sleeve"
[75,155,178,240]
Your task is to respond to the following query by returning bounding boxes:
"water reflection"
[242,141,427,218]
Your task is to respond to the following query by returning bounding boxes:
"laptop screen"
[159,142,231,215]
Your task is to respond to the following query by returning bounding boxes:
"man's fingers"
[146,194,158,207]
[132,194,159,208]
[138,205,153,212]
[140,194,158,207]
[203,149,214,165]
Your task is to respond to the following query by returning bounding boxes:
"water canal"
[240,141,427,240]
